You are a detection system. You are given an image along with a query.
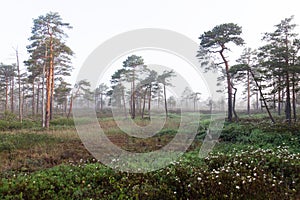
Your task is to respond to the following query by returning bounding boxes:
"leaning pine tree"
[198,23,244,122]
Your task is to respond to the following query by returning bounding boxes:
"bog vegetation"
[0,12,300,199]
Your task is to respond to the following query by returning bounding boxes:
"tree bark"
[45,31,54,128]
[36,81,40,115]
[250,69,275,123]
[121,87,127,118]
[219,48,233,122]
[284,34,291,124]
[32,80,35,116]
[41,45,47,128]
[50,65,55,120]
[64,97,68,116]
[131,67,136,119]
[231,83,239,121]
[100,93,103,111]
[148,86,152,118]
[256,90,259,110]
[278,82,281,115]
[5,75,9,112]
[142,88,147,119]
[247,70,250,115]
[67,96,73,119]
[285,72,291,124]
[163,83,168,118]
[292,73,296,122]
[16,49,22,123]
[10,73,14,113]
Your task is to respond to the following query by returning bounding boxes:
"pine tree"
[27,12,73,127]
[198,23,244,122]
[260,16,300,123]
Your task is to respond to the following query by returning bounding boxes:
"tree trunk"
[41,45,47,128]
[5,76,9,112]
[163,83,168,118]
[45,32,54,128]
[100,93,103,111]
[132,67,136,119]
[231,84,239,121]
[285,72,291,124]
[32,80,35,116]
[139,93,142,116]
[94,93,98,111]
[36,81,40,114]
[278,85,281,116]
[256,90,259,110]
[247,70,250,115]
[16,49,22,123]
[148,86,152,118]
[22,91,26,116]
[292,73,296,122]
[64,97,68,116]
[250,69,275,123]
[121,87,127,118]
[282,86,285,113]
[278,75,281,115]
[50,80,54,120]
[10,74,14,113]
[219,49,233,122]
[157,88,161,109]
[142,88,147,119]
[284,34,291,124]
[67,96,73,119]
[273,92,276,111]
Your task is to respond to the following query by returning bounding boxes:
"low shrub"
[220,123,254,142]
[1,148,299,199]
[50,118,75,126]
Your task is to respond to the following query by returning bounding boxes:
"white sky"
[1,0,299,89]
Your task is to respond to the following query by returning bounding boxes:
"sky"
[0,0,299,91]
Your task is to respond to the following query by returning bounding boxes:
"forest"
[0,11,300,199]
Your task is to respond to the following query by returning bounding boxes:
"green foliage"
[2,111,17,121]
[0,120,21,130]
[0,133,59,152]
[0,118,38,131]
[216,121,300,153]
[1,114,300,199]
[1,147,299,199]
[261,122,300,135]
[201,23,244,47]
[157,128,177,136]
[219,122,254,142]
[50,117,75,126]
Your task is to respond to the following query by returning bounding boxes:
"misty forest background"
[0,12,300,127]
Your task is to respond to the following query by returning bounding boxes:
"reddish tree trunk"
[45,33,54,128]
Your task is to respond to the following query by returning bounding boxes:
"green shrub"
[50,118,75,126]
[261,122,300,135]
[1,148,299,199]
[0,133,59,152]
[0,119,40,131]
[220,123,253,142]
[1,111,17,121]
[158,128,177,136]
[0,120,21,131]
